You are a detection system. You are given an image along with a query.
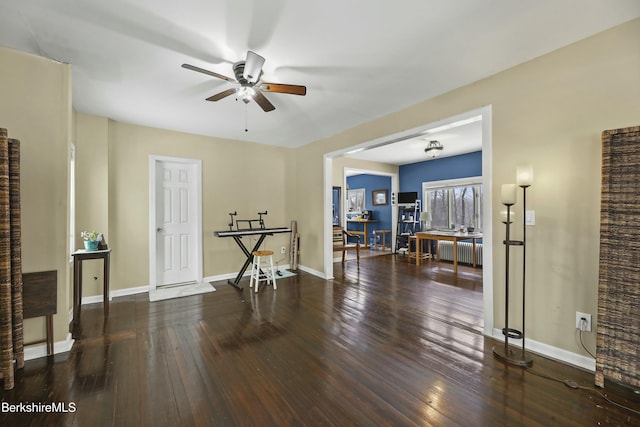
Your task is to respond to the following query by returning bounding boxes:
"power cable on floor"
[523,367,640,417]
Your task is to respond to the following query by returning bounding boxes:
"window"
[423,177,482,231]
[347,188,365,213]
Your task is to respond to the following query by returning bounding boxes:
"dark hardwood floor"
[2,254,640,426]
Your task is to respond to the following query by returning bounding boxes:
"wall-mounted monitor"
[397,191,418,204]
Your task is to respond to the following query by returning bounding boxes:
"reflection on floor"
[339,247,392,262]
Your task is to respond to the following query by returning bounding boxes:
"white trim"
[24,333,74,361]
[323,106,495,336]
[79,285,149,305]
[203,263,326,285]
[323,105,493,280]
[75,264,322,303]
[296,264,325,279]
[344,166,399,251]
[422,175,483,190]
[323,155,334,279]
[149,155,203,291]
[422,176,484,232]
[480,105,494,336]
[491,328,596,372]
[80,295,107,305]
[69,144,76,262]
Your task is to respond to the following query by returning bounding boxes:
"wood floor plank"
[2,254,640,425]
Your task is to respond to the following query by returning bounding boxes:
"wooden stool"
[408,235,431,262]
[249,250,277,293]
[373,229,391,251]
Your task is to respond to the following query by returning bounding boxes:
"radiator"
[438,241,483,266]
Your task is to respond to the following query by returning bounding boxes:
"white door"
[155,160,200,287]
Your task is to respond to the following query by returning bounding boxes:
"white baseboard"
[80,285,148,306]
[204,263,327,285]
[24,333,74,361]
[295,264,325,279]
[111,285,149,298]
[491,328,596,372]
[78,264,321,303]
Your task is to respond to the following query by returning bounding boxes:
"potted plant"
[81,230,100,251]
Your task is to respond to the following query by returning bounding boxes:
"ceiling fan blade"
[206,88,237,102]
[258,82,307,96]
[251,90,275,112]
[182,63,236,83]
[243,51,265,84]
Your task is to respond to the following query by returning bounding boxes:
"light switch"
[525,210,536,226]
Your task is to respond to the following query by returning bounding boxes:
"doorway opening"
[323,105,493,336]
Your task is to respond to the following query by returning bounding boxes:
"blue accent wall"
[343,152,482,245]
[399,151,482,195]
[346,174,392,244]
[400,151,482,241]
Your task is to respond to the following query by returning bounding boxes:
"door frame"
[148,155,203,291]
[343,167,398,252]
[323,105,493,336]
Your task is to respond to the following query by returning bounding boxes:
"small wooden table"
[72,249,111,325]
[23,271,57,356]
[415,231,482,273]
[346,219,379,248]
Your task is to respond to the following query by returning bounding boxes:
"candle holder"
[493,176,533,367]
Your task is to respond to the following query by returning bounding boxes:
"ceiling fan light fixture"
[237,86,255,103]
[182,50,306,113]
[424,140,444,158]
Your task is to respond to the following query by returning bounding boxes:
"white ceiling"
[346,114,483,166]
[1,1,639,152]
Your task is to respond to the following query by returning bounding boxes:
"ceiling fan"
[182,51,306,112]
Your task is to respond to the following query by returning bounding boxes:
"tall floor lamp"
[493,165,534,367]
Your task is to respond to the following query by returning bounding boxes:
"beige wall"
[98,120,291,290]
[3,18,639,362]
[331,157,398,187]
[75,114,110,296]
[0,46,72,343]
[295,18,640,357]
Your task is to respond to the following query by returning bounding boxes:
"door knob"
[157,227,163,232]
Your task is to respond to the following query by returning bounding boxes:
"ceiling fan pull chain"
[245,103,248,132]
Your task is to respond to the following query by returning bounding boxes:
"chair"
[249,250,277,293]
[332,226,361,265]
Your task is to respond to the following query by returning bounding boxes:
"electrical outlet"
[576,312,592,332]
[281,246,286,254]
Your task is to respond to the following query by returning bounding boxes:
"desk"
[346,219,379,248]
[72,249,111,326]
[415,231,482,273]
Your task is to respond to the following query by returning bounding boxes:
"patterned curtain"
[0,127,23,390]
[597,125,640,389]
